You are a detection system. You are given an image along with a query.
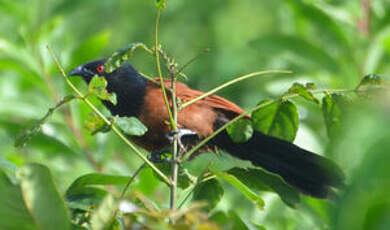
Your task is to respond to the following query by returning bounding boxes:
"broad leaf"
[88,76,117,105]
[252,100,299,142]
[227,118,253,143]
[287,82,319,104]
[84,113,110,135]
[192,178,224,211]
[0,159,18,184]
[215,172,265,210]
[0,170,36,230]
[66,173,132,196]
[90,195,120,230]
[210,211,250,230]
[16,163,71,230]
[66,187,108,211]
[115,116,147,136]
[228,167,300,208]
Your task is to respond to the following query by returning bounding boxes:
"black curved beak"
[69,65,84,77]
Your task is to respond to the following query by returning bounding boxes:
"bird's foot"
[148,150,181,164]
[165,129,198,151]
[149,150,171,163]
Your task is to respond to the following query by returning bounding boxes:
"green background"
[1,0,390,229]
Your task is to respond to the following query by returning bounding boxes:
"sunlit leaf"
[156,0,167,9]
[90,195,120,230]
[215,172,265,210]
[252,100,299,142]
[228,167,300,208]
[84,113,110,135]
[287,82,319,104]
[16,163,71,230]
[115,116,147,136]
[88,76,117,105]
[193,178,224,211]
[226,118,253,143]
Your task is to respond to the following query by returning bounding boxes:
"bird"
[69,59,345,199]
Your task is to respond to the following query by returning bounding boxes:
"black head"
[69,59,108,83]
[69,59,147,117]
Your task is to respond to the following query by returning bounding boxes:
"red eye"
[97,65,104,73]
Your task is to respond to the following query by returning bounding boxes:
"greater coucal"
[70,59,344,198]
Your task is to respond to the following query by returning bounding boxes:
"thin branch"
[47,46,172,186]
[179,70,292,110]
[120,163,146,199]
[154,10,176,130]
[37,53,101,171]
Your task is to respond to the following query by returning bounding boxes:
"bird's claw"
[148,150,180,164]
[149,150,170,163]
[165,129,198,151]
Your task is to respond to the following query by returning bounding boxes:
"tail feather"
[212,130,345,198]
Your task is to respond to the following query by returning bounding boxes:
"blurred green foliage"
[1,0,390,229]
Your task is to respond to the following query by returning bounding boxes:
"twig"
[179,70,292,110]
[120,163,146,199]
[37,53,101,171]
[154,10,176,130]
[47,45,171,186]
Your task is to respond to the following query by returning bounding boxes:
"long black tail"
[212,130,345,198]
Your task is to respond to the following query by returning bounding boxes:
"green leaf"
[88,76,116,104]
[357,74,385,89]
[66,173,132,197]
[0,170,36,230]
[210,211,250,230]
[84,113,110,135]
[115,116,147,136]
[66,187,108,211]
[226,118,253,143]
[16,163,71,230]
[228,167,300,208]
[215,172,265,210]
[105,43,151,73]
[156,0,167,9]
[90,195,120,230]
[108,92,117,105]
[0,159,18,184]
[322,94,343,138]
[252,100,299,142]
[287,82,319,104]
[192,178,224,211]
